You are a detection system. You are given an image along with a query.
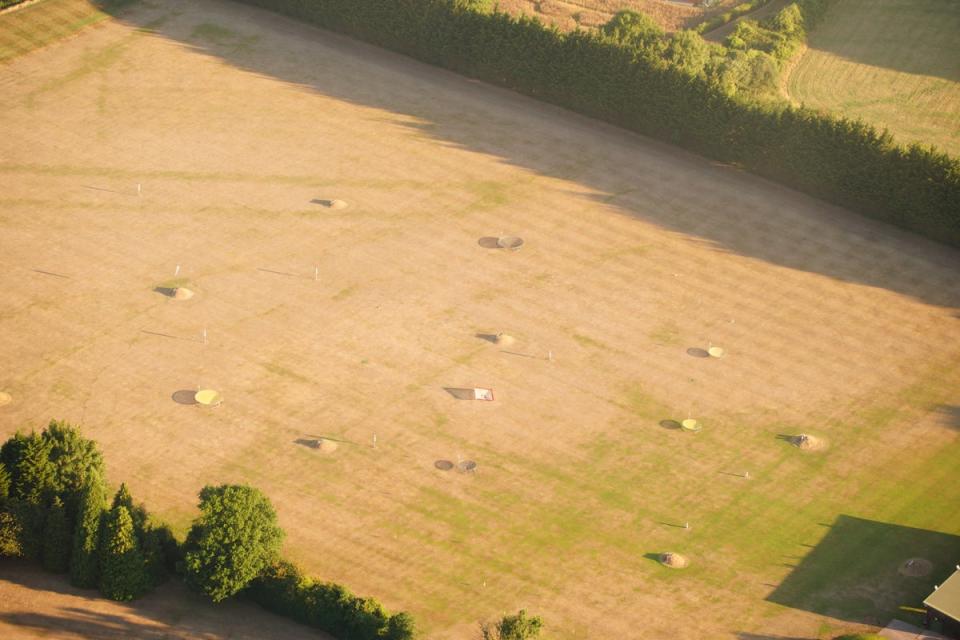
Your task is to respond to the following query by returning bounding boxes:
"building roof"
[925,567,960,621]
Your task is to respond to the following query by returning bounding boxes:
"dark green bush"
[228,0,959,246]
[42,497,71,572]
[183,484,284,602]
[247,560,417,640]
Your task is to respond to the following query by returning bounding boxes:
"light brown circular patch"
[791,434,826,451]
[328,199,348,210]
[495,333,515,346]
[659,552,689,569]
[898,557,932,577]
[173,287,194,300]
[316,438,338,453]
[0,392,11,407]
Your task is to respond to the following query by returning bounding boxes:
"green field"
[786,0,960,157]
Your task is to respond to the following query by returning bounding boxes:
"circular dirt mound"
[0,392,11,407]
[686,347,709,358]
[457,460,477,473]
[328,199,348,210]
[495,333,515,346]
[497,236,524,250]
[708,346,725,358]
[173,287,194,300]
[316,438,338,453]
[790,434,826,451]
[899,558,932,577]
[659,552,689,569]
[435,459,454,471]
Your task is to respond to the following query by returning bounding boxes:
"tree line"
[0,421,418,640]
[225,0,959,247]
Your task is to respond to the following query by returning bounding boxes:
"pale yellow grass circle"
[898,558,932,577]
[0,392,11,407]
[659,552,689,569]
[791,434,826,451]
[495,333,515,346]
[497,236,524,250]
[194,389,222,406]
[708,346,725,358]
[173,287,194,300]
[316,438,338,453]
[681,419,701,432]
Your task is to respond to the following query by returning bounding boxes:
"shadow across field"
[87,0,960,310]
[767,515,960,624]
[804,0,960,83]
[101,0,960,311]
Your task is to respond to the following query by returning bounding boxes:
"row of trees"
[227,0,959,247]
[0,422,174,599]
[0,422,419,639]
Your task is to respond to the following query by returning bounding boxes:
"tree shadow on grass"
[935,405,960,430]
[0,559,331,639]
[767,515,960,625]
[88,0,960,310]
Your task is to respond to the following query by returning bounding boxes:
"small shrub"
[481,609,544,640]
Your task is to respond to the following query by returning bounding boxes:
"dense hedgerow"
[226,0,960,247]
[696,0,776,35]
[247,561,417,640]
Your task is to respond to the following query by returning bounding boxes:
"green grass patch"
[786,0,960,156]
[0,0,134,65]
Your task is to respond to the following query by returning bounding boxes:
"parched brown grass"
[1,0,958,639]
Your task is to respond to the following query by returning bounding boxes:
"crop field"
[495,0,705,31]
[786,0,960,158]
[1,0,959,638]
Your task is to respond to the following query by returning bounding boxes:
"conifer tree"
[98,504,149,601]
[13,434,54,505]
[42,496,71,572]
[69,473,107,588]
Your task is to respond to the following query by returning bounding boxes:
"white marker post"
[137,183,141,197]
[175,264,180,277]
[203,328,207,345]
[548,350,553,362]
[744,471,750,479]
[314,266,319,282]
[372,433,377,449]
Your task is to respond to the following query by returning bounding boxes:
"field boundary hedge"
[227,0,960,247]
[696,0,775,35]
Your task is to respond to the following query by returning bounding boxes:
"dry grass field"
[1,0,959,638]
[786,0,960,157]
